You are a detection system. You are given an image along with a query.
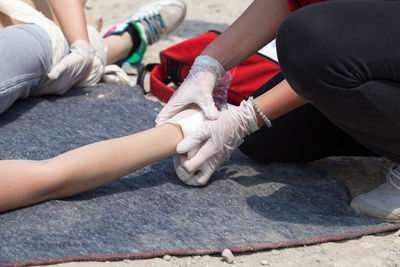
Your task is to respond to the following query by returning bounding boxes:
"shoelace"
[388,164,400,190]
[137,13,166,45]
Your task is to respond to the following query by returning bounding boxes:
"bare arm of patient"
[0,123,183,213]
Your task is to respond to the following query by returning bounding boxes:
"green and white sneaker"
[351,164,400,223]
[102,0,186,65]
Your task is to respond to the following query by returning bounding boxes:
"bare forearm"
[254,79,307,127]
[0,123,183,213]
[202,0,290,70]
[48,0,89,43]
[49,123,183,197]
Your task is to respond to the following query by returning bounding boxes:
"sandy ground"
[39,1,399,266]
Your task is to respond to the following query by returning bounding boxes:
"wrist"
[70,40,95,58]
[253,108,265,128]
[248,97,272,128]
[193,55,225,81]
[70,39,91,48]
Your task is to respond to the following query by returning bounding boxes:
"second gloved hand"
[176,99,260,186]
[155,55,225,126]
[32,40,95,96]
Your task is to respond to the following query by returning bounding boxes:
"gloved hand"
[31,40,95,96]
[176,99,260,186]
[164,104,205,182]
[155,55,226,126]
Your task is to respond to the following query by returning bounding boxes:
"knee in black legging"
[276,1,361,102]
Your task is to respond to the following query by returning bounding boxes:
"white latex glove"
[176,99,260,186]
[155,55,225,126]
[31,40,95,96]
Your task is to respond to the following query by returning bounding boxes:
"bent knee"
[276,2,354,100]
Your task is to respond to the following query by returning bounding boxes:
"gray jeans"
[0,24,61,115]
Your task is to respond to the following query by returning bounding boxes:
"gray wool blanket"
[0,85,398,266]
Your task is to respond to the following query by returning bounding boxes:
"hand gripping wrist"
[154,56,224,126]
[174,100,259,186]
[164,105,206,182]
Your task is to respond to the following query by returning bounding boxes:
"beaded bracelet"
[248,96,272,128]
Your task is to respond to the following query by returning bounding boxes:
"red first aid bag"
[138,31,280,105]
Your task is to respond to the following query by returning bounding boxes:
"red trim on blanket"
[2,224,399,267]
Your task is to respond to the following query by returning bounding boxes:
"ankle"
[104,32,134,64]
[125,23,142,53]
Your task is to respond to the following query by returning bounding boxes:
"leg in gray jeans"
[0,24,53,115]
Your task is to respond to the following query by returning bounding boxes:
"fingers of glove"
[155,103,187,126]
[44,62,92,95]
[47,58,69,80]
[156,94,217,126]
[181,139,218,173]
[48,41,94,80]
[47,52,86,80]
[176,125,210,154]
[155,82,201,125]
[42,72,80,95]
[187,144,200,160]
[155,68,217,125]
[155,81,194,125]
[195,94,218,120]
[186,162,215,186]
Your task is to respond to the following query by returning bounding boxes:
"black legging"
[241,0,400,164]
[239,72,377,163]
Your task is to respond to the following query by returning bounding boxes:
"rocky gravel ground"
[46,229,400,267]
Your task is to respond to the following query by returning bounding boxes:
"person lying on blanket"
[0,0,186,115]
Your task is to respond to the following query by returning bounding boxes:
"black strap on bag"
[136,63,159,94]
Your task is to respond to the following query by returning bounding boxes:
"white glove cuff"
[242,99,261,134]
[193,55,226,82]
